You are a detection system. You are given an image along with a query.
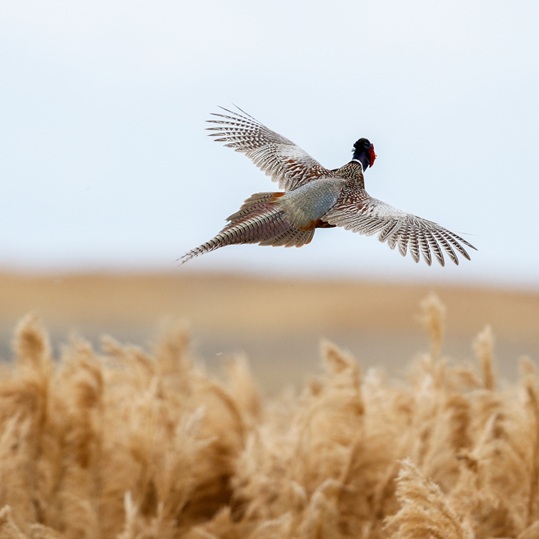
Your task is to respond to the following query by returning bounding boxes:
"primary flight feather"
[180,107,476,267]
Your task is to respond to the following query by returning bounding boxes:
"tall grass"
[0,296,538,538]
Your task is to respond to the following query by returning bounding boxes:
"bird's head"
[352,138,376,169]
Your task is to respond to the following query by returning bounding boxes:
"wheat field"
[1,272,539,538]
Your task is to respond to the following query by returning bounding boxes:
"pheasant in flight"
[180,107,476,266]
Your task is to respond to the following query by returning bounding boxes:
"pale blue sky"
[1,0,538,287]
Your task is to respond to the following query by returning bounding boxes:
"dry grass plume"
[0,297,538,538]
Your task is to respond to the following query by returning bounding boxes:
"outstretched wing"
[207,106,332,191]
[323,194,477,266]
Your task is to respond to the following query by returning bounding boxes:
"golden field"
[1,271,539,538]
[0,271,538,391]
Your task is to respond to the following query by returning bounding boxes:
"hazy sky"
[2,1,538,287]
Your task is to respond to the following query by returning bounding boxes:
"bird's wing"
[207,106,332,191]
[323,193,477,266]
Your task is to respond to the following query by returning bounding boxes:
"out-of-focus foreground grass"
[0,272,539,538]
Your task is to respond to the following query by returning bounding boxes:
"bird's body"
[180,107,476,266]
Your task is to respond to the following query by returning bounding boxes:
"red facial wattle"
[369,146,377,168]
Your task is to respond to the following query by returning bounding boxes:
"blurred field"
[0,271,538,393]
[2,290,539,538]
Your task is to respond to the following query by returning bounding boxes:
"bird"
[179,107,476,267]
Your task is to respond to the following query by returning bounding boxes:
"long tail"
[179,192,315,265]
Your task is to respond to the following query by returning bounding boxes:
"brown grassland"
[1,272,539,538]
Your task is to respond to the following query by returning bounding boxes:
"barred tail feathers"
[179,191,315,265]
[226,191,284,222]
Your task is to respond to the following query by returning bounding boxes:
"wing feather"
[407,226,421,263]
[418,233,432,266]
[323,194,477,266]
[207,106,331,191]
[432,229,457,265]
